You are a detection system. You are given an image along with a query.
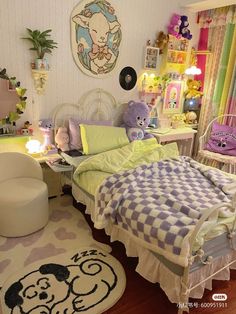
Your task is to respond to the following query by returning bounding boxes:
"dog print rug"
[0,247,126,313]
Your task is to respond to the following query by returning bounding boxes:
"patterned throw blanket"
[95,157,236,267]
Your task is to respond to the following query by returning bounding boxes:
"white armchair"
[0,152,49,237]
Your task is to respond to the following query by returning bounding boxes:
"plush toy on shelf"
[179,15,192,40]
[123,100,154,142]
[167,13,182,39]
[55,127,70,151]
[184,79,204,99]
[185,111,198,124]
[154,31,169,54]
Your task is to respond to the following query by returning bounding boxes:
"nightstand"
[34,154,62,197]
[149,127,197,157]
[46,160,73,197]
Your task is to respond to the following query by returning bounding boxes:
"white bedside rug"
[0,196,111,287]
[0,246,126,314]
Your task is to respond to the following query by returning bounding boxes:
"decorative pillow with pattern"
[205,122,236,156]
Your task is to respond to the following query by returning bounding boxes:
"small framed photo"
[144,46,159,70]
[163,80,184,114]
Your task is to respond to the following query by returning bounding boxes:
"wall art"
[71,0,122,78]
[163,80,184,114]
[144,46,159,70]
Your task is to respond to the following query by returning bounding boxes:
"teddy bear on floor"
[123,100,154,142]
[167,13,182,39]
[184,79,204,99]
[179,15,192,40]
[55,127,70,151]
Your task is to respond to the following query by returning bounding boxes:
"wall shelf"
[32,70,49,94]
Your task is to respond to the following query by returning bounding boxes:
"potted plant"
[22,28,58,70]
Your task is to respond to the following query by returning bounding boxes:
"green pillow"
[80,124,129,155]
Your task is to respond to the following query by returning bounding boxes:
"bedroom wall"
[0,0,198,128]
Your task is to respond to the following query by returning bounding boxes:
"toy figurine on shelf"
[38,118,57,154]
[18,120,33,136]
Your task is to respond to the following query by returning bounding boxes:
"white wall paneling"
[0,0,198,127]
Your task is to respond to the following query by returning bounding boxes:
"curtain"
[225,62,236,116]
[194,5,236,157]
[213,23,235,117]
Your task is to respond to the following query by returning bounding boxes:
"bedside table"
[33,153,62,197]
[150,127,197,156]
[46,160,73,197]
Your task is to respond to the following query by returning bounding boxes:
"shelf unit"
[31,70,49,94]
[164,35,190,74]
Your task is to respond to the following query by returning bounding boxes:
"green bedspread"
[73,138,179,195]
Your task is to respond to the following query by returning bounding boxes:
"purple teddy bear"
[179,15,192,40]
[123,100,154,142]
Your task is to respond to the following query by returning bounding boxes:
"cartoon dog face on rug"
[4,259,117,314]
[4,263,70,313]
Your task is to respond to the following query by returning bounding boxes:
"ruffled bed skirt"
[72,184,236,303]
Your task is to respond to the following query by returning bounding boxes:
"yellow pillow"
[80,124,129,155]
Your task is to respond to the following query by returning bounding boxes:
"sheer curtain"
[194,5,236,156]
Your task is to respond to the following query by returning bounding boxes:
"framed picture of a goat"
[71,0,122,78]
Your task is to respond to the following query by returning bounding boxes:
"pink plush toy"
[167,13,182,38]
[55,127,70,151]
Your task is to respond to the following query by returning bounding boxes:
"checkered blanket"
[95,157,235,267]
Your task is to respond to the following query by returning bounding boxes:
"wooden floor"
[75,202,236,314]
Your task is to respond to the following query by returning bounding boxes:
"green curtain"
[212,23,235,116]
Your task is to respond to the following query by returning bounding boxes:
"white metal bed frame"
[52,88,236,314]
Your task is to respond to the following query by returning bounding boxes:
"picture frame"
[144,46,159,70]
[162,80,184,114]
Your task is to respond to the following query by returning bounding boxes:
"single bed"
[52,88,236,314]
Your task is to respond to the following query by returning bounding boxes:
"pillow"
[68,118,113,150]
[80,124,129,155]
[205,122,236,156]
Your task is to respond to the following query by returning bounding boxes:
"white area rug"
[1,247,126,314]
[0,197,126,313]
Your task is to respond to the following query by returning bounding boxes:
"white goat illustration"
[73,11,121,74]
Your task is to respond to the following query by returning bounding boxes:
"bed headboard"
[52,88,125,135]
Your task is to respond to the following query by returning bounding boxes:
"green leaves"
[21,28,58,59]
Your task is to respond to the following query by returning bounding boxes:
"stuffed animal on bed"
[55,127,70,151]
[123,100,154,142]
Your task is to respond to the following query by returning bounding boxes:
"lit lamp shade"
[185,65,202,75]
[25,139,41,155]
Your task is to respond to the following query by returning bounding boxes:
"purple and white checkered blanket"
[95,157,235,266]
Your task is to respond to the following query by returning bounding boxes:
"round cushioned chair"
[0,152,49,237]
